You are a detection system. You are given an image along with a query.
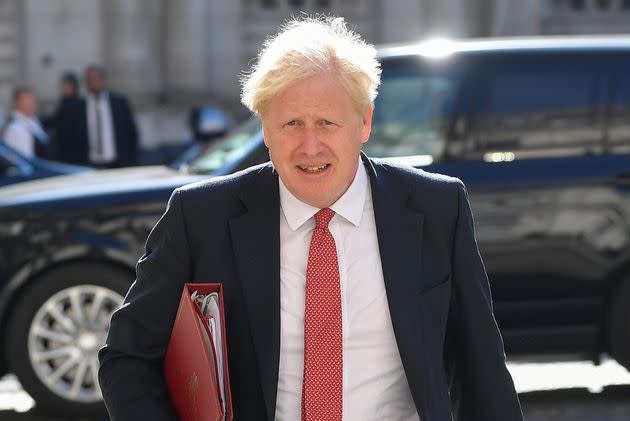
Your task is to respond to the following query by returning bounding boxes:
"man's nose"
[300,127,324,155]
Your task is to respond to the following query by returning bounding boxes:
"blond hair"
[240,16,381,116]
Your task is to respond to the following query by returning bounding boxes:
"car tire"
[608,275,630,371]
[5,262,131,417]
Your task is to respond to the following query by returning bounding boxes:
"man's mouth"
[298,164,330,173]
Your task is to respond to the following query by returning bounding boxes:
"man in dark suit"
[99,16,523,420]
[55,65,139,167]
[46,72,80,160]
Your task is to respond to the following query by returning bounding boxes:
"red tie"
[301,208,343,421]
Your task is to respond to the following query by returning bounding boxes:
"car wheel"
[6,262,131,417]
[608,276,630,371]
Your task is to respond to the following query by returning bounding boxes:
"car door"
[438,51,626,358]
[0,144,33,186]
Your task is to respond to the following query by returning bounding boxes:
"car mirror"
[189,105,232,142]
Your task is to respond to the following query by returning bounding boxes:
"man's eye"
[323,120,335,126]
[286,120,297,127]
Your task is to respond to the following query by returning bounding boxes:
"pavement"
[0,359,628,420]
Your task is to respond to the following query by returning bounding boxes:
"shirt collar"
[12,110,38,126]
[279,157,368,231]
[12,110,28,121]
[89,90,109,101]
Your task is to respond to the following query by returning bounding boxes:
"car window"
[453,54,607,161]
[0,155,20,177]
[364,57,461,166]
[187,117,262,174]
[609,57,630,154]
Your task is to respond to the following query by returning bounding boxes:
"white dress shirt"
[275,158,421,421]
[4,111,47,157]
[87,91,116,164]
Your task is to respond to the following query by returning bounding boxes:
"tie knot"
[314,208,335,229]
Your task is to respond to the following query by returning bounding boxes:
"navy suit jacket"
[54,91,138,167]
[98,155,523,420]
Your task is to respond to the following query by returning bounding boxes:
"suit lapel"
[228,165,280,421]
[363,154,429,416]
[229,158,429,419]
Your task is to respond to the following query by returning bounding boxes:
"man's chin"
[292,189,336,209]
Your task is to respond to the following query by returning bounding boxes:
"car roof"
[378,35,630,59]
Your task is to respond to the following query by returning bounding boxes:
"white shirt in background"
[4,111,47,158]
[87,91,116,164]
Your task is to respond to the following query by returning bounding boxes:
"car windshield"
[186,117,262,174]
[364,56,460,167]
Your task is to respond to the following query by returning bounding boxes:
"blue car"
[0,142,91,187]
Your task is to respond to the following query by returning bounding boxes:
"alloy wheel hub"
[27,285,124,403]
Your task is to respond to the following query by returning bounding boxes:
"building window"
[595,0,612,9]
[551,0,564,11]
[315,0,330,8]
[570,0,585,10]
[288,0,305,7]
[623,0,630,9]
[261,0,276,8]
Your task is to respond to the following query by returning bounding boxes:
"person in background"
[46,71,81,160]
[83,65,139,168]
[55,65,139,168]
[59,71,79,98]
[3,87,49,158]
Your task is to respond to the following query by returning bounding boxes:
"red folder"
[164,283,233,421]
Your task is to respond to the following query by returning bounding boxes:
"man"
[3,87,49,158]
[55,65,139,167]
[99,17,523,420]
[60,71,80,98]
[44,72,80,160]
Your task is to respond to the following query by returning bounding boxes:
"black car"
[0,142,91,187]
[1,36,630,417]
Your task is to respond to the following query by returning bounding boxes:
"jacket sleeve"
[445,180,524,420]
[98,188,191,420]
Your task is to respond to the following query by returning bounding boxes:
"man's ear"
[262,123,270,148]
[360,104,373,144]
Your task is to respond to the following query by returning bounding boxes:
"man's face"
[16,92,37,117]
[61,80,76,97]
[262,72,373,208]
[85,70,106,95]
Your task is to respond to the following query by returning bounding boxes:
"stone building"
[2,0,629,146]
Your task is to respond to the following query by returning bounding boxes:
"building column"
[380,0,426,43]
[205,0,243,106]
[21,0,105,112]
[104,0,162,105]
[491,0,542,36]
[0,0,19,119]
[163,0,211,104]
